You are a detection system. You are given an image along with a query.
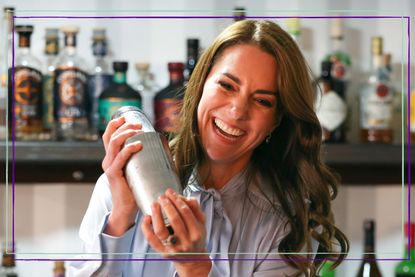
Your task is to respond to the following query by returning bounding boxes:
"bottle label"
[361,82,393,129]
[42,74,54,130]
[98,98,142,132]
[316,90,347,131]
[11,66,43,133]
[154,99,183,133]
[88,74,112,129]
[54,67,89,124]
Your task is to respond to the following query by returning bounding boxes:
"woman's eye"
[218,81,234,91]
[256,99,273,107]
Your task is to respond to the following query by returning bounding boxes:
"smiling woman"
[71,19,348,277]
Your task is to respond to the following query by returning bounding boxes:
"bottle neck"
[113,71,126,84]
[169,70,184,84]
[331,36,345,52]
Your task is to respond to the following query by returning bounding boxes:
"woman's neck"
[199,160,250,190]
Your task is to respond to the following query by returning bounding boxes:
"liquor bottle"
[98,62,141,135]
[135,63,158,124]
[394,222,415,276]
[356,220,383,277]
[319,260,336,277]
[0,7,14,140]
[184,38,200,83]
[154,62,184,137]
[360,37,393,143]
[53,26,89,141]
[233,6,246,21]
[8,25,43,141]
[41,28,59,140]
[88,28,112,140]
[1,245,18,277]
[315,61,347,143]
[53,261,65,277]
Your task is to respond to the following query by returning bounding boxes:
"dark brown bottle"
[356,220,383,277]
[8,25,43,141]
[315,61,347,143]
[154,62,184,137]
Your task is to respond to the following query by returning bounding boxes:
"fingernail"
[159,195,168,204]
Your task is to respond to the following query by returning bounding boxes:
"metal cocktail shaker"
[112,106,182,228]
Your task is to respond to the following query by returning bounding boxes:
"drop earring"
[265,134,272,144]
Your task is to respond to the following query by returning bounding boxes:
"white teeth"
[214,118,244,137]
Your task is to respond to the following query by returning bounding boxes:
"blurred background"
[0,0,414,276]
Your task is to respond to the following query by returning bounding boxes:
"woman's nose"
[229,96,249,120]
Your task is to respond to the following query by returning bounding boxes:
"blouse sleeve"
[67,174,138,277]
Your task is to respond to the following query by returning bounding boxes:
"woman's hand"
[141,188,211,277]
[101,116,143,236]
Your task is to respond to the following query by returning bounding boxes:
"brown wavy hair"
[170,19,349,276]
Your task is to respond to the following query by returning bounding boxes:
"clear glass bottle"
[41,28,59,140]
[53,26,89,141]
[154,62,184,137]
[315,61,347,143]
[184,38,199,83]
[9,25,43,141]
[394,222,415,276]
[135,63,158,124]
[360,37,393,143]
[98,62,141,135]
[88,28,112,140]
[1,7,14,140]
[356,220,383,277]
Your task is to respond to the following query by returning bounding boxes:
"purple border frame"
[8,14,411,263]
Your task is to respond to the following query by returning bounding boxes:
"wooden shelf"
[0,142,412,184]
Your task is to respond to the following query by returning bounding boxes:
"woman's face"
[197,43,279,169]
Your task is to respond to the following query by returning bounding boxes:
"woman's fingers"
[182,196,205,225]
[105,141,143,177]
[141,215,166,254]
[102,116,126,151]
[151,202,171,243]
[159,195,189,240]
[165,190,204,244]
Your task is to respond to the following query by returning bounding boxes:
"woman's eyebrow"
[221,71,277,96]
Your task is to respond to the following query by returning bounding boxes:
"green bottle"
[319,260,336,277]
[395,222,415,276]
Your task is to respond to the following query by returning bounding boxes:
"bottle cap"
[92,28,106,41]
[61,26,80,35]
[113,61,128,72]
[233,6,246,21]
[45,28,59,38]
[15,25,34,34]
[287,18,301,36]
[187,38,199,48]
[3,7,15,13]
[135,63,150,72]
[168,62,184,71]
